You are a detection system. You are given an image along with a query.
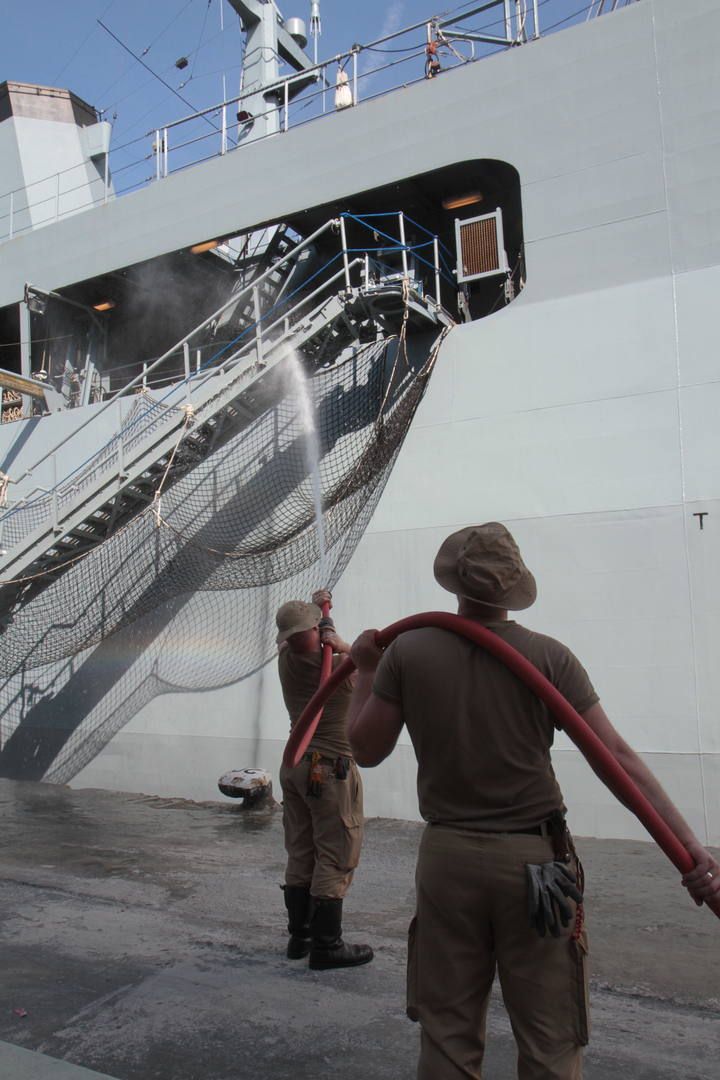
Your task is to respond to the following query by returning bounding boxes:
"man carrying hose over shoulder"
[276,589,373,970]
[347,523,720,1079]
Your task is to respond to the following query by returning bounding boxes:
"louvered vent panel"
[459,218,499,277]
[455,211,507,283]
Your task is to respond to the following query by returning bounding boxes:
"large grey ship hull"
[1,0,718,844]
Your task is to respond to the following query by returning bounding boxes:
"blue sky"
[1,1,630,194]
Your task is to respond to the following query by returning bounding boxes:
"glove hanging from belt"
[526,861,584,938]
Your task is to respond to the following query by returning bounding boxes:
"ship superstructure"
[0,0,717,847]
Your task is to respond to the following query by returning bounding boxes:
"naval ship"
[0,0,717,848]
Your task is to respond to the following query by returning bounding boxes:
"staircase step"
[68,524,104,540]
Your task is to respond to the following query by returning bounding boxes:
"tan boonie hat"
[433,522,537,610]
[275,600,322,644]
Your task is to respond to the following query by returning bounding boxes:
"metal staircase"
[0,214,454,623]
[212,223,298,339]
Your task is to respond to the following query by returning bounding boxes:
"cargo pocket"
[337,766,363,871]
[339,809,363,871]
[406,915,420,1022]
[571,928,590,1045]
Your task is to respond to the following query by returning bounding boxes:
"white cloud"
[379,1,407,40]
[359,1,409,79]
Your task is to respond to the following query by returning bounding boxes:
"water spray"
[286,350,332,723]
[286,351,327,583]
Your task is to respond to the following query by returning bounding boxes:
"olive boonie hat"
[275,600,322,644]
[433,522,537,610]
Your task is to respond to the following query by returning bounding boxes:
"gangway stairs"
[0,215,454,624]
[212,223,298,340]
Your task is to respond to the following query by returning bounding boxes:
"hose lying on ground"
[283,611,720,920]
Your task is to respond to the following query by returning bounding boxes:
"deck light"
[190,239,220,254]
[442,192,484,210]
[93,300,116,312]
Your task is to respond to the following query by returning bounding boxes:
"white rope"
[153,404,195,527]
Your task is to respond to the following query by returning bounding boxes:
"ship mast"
[226,0,317,141]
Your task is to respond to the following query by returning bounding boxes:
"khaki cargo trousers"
[279,757,364,899]
[409,824,589,1080]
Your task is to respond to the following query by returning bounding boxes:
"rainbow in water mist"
[285,350,327,584]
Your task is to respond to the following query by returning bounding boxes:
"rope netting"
[0,330,446,782]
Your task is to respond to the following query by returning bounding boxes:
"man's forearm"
[347,668,376,739]
[588,731,697,845]
[582,703,697,845]
[581,701,720,904]
[613,744,696,846]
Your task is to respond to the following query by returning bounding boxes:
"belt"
[303,751,351,793]
[302,752,352,766]
[505,822,550,837]
[428,821,554,838]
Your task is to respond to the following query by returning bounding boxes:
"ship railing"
[89,212,453,398]
[0,1,640,242]
[0,1,545,243]
[0,212,449,551]
[143,0,542,184]
[586,0,639,18]
[0,215,342,517]
[342,211,456,300]
[0,158,114,243]
[95,338,245,395]
[0,256,367,552]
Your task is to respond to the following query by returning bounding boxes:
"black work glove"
[525,861,583,938]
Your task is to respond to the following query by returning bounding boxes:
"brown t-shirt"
[372,620,599,830]
[278,648,354,758]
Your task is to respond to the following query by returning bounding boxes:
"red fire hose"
[310,600,335,733]
[284,610,720,919]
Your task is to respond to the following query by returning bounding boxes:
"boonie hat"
[433,522,537,610]
[275,600,322,644]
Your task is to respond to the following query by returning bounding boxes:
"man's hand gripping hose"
[282,611,720,921]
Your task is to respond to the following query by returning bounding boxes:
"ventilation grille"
[455,210,507,283]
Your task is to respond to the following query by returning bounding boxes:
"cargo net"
[0,332,445,783]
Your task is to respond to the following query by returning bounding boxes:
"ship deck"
[0,778,717,1080]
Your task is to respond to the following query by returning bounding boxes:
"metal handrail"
[9,217,340,487]
[0,259,363,550]
[0,2,541,240]
[0,209,446,545]
[0,2,644,243]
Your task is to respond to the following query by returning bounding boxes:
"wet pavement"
[0,778,718,1080]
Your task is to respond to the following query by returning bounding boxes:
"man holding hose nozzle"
[276,589,373,970]
[347,522,720,1079]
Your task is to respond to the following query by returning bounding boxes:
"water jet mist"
[285,351,327,585]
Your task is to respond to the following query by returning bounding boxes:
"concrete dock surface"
[0,778,717,1080]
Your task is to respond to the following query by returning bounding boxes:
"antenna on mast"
[310,1,321,66]
[226,1,318,141]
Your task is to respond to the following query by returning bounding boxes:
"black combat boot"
[282,884,311,959]
[308,897,373,970]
